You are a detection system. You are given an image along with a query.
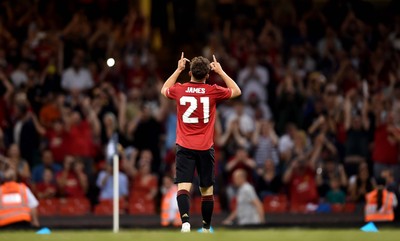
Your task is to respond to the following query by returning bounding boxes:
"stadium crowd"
[1,0,400,217]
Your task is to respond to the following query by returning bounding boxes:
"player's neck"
[190,79,206,84]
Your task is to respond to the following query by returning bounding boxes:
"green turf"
[1,229,397,241]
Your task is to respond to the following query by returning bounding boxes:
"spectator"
[5,143,30,183]
[348,162,374,203]
[276,75,305,133]
[237,54,269,104]
[35,168,57,199]
[218,101,255,156]
[124,149,158,201]
[128,104,163,172]
[278,123,298,162]
[365,178,397,222]
[316,159,347,198]
[96,163,128,201]
[44,119,69,163]
[371,108,400,183]
[283,137,322,209]
[0,168,39,227]
[61,50,94,92]
[256,159,282,199]
[31,149,62,183]
[56,155,88,198]
[160,175,180,227]
[252,120,279,167]
[225,147,256,202]
[10,62,29,88]
[61,97,100,159]
[380,169,398,196]
[343,89,370,175]
[326,177,346,204]
[222,169,264,225]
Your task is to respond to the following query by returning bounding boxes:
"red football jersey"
[166,81,231,150]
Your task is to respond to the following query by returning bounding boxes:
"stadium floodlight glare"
[107,58,115,67]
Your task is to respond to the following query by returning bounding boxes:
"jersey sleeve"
[212,84,232,100]
[165,83,181,100]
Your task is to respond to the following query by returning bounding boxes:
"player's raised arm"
[210,55,241,98]
[160,52,190,97]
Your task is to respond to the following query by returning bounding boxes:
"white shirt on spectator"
[226,112,255,136]
[10,69,28,87]
[96,170,128,200]
[61,67,94,91]
[278,134,294,154]
[26,186,39,209]
[237,65,269,103]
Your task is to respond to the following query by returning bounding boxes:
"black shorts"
[175,144,215,187]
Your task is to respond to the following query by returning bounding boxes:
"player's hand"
[177,52,190,72]
[210,55,223,75]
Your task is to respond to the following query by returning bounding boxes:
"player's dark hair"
[190,56,210,81]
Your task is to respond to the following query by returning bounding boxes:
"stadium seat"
[190,196,202,214]
[59,198,91,216]
[343,202,356,213]
[94,199,127,215]
[38,198,59,216]
[213,196,222,214]
[330,204,345,213]
[128,198,155,215]
[289,203,307,213]
[330,203,356,213]
[263,195,288,213]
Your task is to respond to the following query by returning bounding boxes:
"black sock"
[177,190,190,223]
[201,195,214,229]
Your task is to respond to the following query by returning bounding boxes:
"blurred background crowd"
[1,0,400,216]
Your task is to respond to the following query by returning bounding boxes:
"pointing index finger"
[213,55,217,62]
[181,52,184,60]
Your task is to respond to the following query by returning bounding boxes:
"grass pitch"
[1,229,397,241]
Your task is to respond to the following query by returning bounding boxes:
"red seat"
[38,198,59,216]
[59,198,90,216]
[331,204,344,213]
[128,198,155,215]
[263,195,288,213]
[190,196,202,215]
[213,196,222,214]
[343,202,356,213]
[94,199,127,215]
[289,203,307,213]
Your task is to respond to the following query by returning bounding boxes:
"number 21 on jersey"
[180,96,209,124]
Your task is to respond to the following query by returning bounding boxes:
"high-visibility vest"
[161,185,180,227]
[364,189,395,222]
[0,181,32,226]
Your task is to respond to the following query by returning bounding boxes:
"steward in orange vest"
[0,169,39,227]
[364,178,398,222]
[161,176,180,227]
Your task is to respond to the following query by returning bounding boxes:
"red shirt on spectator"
[56,172,85,198]
[36,182,57,199]
[66,120,95,158]
[288,167,318,205]
[131,173,158,196]
[372,124,399,164]
[46,129,69,163]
